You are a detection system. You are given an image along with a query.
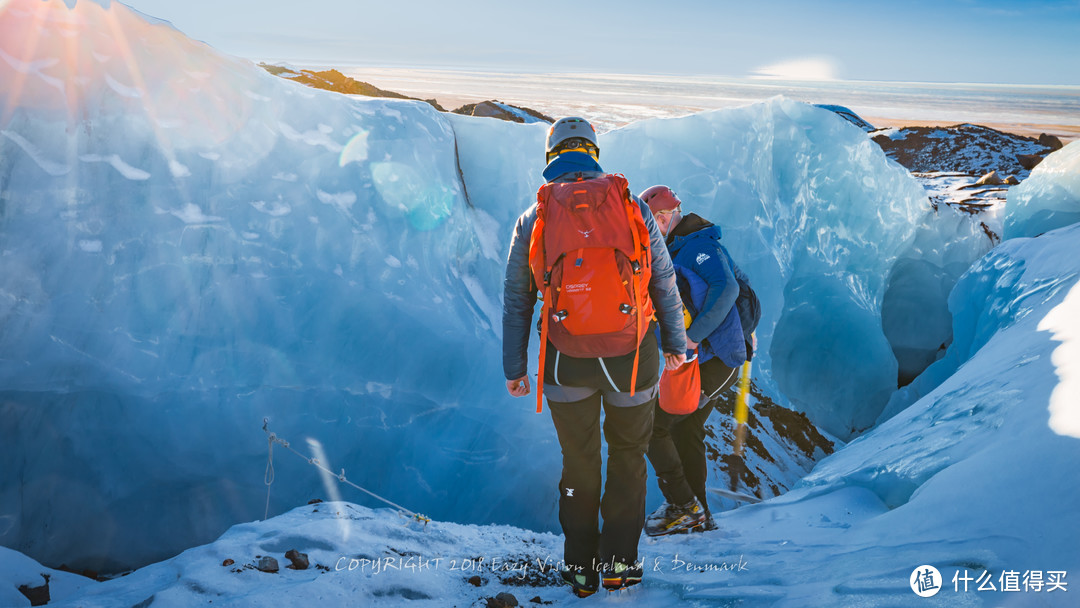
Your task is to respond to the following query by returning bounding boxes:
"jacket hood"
[542,151,604,182]
[667,212,721,254]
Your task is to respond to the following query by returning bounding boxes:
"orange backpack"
[528,174,654,412]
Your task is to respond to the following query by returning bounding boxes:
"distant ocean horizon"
[286,63,1080,137]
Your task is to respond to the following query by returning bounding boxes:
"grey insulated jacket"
[502,154,687,381]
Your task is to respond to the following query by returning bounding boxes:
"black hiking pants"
[549,392,654,571]
[648,357,739,511]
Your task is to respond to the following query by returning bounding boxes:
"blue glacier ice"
[884,141,1080,420]
[880,202,998,387]
[603,102,931,436]
[0,0,1004,575]
[9,221,1080,605]
[1004,140,1080,240]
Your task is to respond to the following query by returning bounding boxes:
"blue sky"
[122,0,1080,85]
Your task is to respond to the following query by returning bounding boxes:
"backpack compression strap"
[536,284,552,413]
[624,192,646,398]
[529,198,549,413]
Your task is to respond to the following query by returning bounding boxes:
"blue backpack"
[719,244,761,361]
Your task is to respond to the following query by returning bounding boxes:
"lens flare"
[307,438,350,541]
[371,161,455,231]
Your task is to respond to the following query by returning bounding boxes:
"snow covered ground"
[3,1,1080,606]
[13,217,1077,607]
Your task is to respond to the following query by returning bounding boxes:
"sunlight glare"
[307,438,351,541]
[1038,279,1080,438]
[751,56,841,81]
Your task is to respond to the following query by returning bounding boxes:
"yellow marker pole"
[731,333,754,490]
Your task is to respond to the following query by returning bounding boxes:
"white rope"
[264,430,283,521]
[261,418,429,527]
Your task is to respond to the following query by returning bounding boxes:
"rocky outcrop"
[259,64,446,111]
[706,381,836,504]
[18,574,50,606]
[259,66,557,125]
[1017,153,1043,170]
[975,170,1003,186]
[871,123,1056,175]
[1039,133,1064,151]
[452,100,553,124]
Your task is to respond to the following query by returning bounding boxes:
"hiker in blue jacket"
[640,185,746,536]
[502,119,687,596]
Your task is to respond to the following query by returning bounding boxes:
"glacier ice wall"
[797,223,1080,574]
[604,103,929,437]
[880,202,997,387]
[0,0,981,574]
[0,0,552,571]
[1004,140,1080,240]
[884,141,1080,420]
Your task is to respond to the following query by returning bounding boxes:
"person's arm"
[502,208,539,392]
[685,240,738,344]
[638,200,687,359]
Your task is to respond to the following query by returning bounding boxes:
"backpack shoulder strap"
[528,193,551,413]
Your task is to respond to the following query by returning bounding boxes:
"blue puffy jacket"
[667,214,747,368]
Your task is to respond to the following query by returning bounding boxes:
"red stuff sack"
[659,353,701,415]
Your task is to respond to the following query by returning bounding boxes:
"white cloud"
[751,57,842,81]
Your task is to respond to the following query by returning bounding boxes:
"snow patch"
[316,189,357,210]
[169,203,222,224]
[1,130,69,176]
[168,160,190,177]
[79,154,151,180]
[1039,278,1080,438]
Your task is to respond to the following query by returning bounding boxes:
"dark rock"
[468,575,484,587]
[452,100,553,124]
[17,574,50,607]
[285,549,310,570]
[872,123,1046,175]
[1038,133,1064,151]
[486,592,520,607]
[57,563,102,581]
[307,498,323,505]
[256,556,279,573]
[975,170,1003,186]
[258,64,446,112]
[1004,175,1020,185]
[1017,154,1043,170]
[222,558,235,567]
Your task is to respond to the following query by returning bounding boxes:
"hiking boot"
[601,561,643,591]
[645,500,673,530]
[644,497,706,537]
[560,567,599,598]
[692,511,718,533]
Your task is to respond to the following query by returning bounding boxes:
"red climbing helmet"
[639,185,682,214]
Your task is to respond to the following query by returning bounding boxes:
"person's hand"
[686,338,699,350]
[663,352,687,371]
[506,376,531,397]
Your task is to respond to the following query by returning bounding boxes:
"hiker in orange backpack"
[502,117,687,597]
